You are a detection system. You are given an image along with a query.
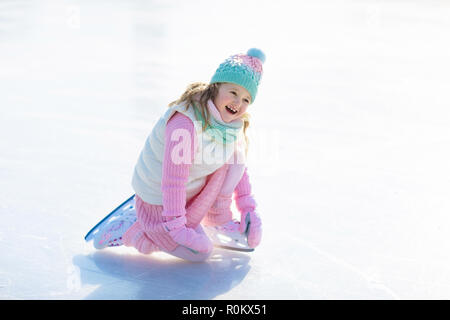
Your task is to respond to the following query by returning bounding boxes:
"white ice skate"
[203,214,254,252]
[84,195,137,249]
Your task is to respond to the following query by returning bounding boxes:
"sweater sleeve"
[161,111,195,217]
[233,166,257,214]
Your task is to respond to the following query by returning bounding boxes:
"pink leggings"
[123,164,231,262]
[123,196,213,262]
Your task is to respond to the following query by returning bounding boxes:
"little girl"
[95,48,265,262]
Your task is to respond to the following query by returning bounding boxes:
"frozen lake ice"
[1,0,450,299]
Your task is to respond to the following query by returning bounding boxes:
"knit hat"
[210,48,266,103]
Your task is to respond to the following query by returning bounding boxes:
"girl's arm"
[234,167,262,249]
[161,112,195,217]
[148,111,212,253]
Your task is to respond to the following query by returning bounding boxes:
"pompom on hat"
[210,48,266,103]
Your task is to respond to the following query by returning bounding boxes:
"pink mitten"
[239,211,262,248]
[162,216,213,253]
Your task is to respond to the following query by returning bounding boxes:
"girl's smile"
[213,83,252,123]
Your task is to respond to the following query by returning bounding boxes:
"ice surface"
[1,0,450,299]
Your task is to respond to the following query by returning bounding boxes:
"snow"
[1,0,450,299]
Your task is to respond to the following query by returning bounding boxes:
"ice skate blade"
[214,244,254,252]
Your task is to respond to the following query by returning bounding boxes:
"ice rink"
[1,0,450,299]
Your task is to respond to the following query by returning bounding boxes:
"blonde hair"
[169,82,250,155]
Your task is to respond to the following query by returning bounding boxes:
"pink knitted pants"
[122,164,228,262]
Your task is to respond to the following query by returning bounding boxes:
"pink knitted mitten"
[161,215,213,253]
[235,189,262,248]
[239,210,262,248]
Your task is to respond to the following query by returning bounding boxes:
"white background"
[1,0,450,299]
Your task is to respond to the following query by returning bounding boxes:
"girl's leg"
[185,164,229,229]
[122,222,158,254]
[221,158,246,196]
[123,196,178,254]
[124,208,212,261]
[124,195,212,261]
[204,159,246,226]
[124,164,230,261]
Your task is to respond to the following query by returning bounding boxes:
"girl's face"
[213,83,252,123]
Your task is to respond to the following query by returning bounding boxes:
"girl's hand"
[239,211,262,248]
[162,216,212,253]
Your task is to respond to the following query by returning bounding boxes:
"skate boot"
[93,210,137,249]
[84,195,137,249]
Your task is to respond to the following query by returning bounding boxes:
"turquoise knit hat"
[210,48,266,103]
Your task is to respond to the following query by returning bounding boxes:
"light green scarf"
[192,102,242,144]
